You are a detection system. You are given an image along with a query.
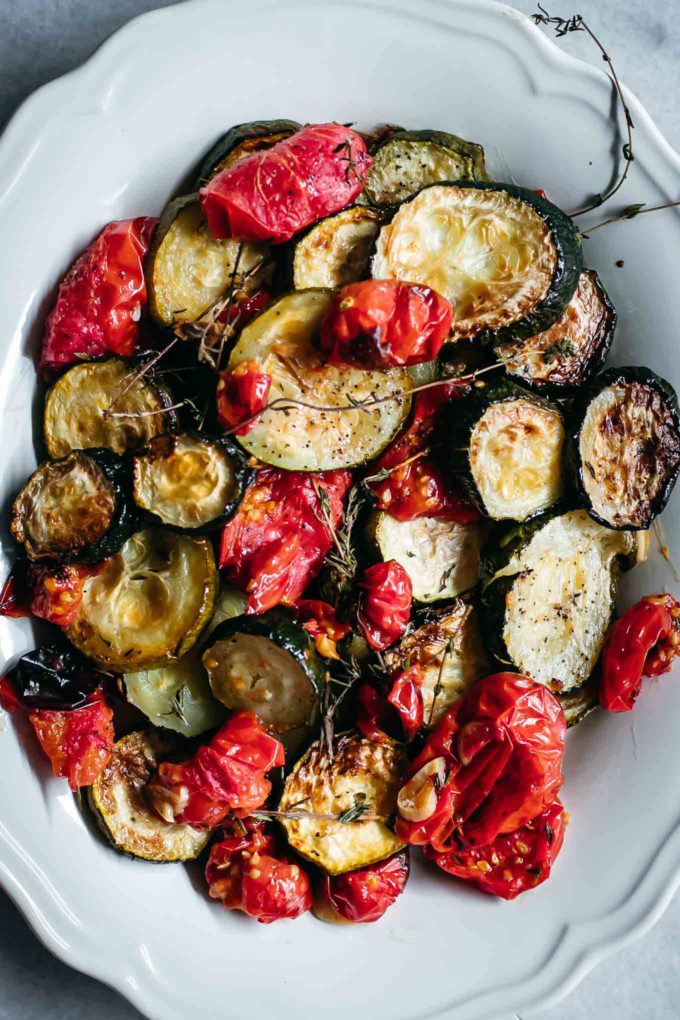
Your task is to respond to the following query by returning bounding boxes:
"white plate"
[1,1,680,1018]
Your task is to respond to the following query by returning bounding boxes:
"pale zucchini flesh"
[279,733,405,875]
[89,731,210,862]
[385,601,490,727]
[362,130,488,206]
[468,398,565,521]
[371,511,483,602]
[43,358,172,458]
[293,206,382,290]
[228,290,411,471]
[66,528,217,671]
[488,510,635,691]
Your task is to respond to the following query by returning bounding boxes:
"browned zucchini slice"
[573,367,680,530]
[147,196,270,326]
[193,119,301,186]
[66,528,217,671]
[89,731,210,862]
[496,270,616,393]
[292,206,382,289]
[43,358,174,458]
[279,733,405,875]
[10,449,134,562]
[385,600,490,727]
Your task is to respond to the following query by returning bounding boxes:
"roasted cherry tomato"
[219,468,351,614]
[7,644,103,711]
[147,710,284,829]
[201,123,371,244]
[29,688,114,791]
[295,599,351,659]
[217,288,272,326]
[0,562,101,628]
[314,850,410,924]
[357,560,412,651]
[367,384,478,522]
[357,665,424,743]
[425,801,567,900]
[217,359,272,436]
[206,818,312,924]
[320,280,453,368]
[600,593,680,712]
[40,217,157,374]
[396,673,565,851]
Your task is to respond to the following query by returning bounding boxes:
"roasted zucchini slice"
[43,358,176,458]
[132,433,250,531]
[146,195,270,326]
[480,509,636,691]
[193,119,301,186]
[496,270,616,394]
[448,379,566,521]
[124,585,246,736]
[279,733,405,875]
[572,367,680,530]
[559,679,599,728]
[385,600,490,728]
[362,128,489,207]
[89,731,210,861]
[66,528,217,671]
[202,610,324,733]
[228,290,412,470]
[368,511,483,602]
[292,206,382,290]
[372,182,582,343]
[10,449,136,563]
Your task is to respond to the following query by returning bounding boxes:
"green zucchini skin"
[559,680,599,728]
[131,432,252,533]
[570,366,680,530]
[202,608,326,722]
[11,447,138,564]
[497,269,617,397]
[375,180,583,345]
[445,378,566,521]
[361,128,489,207]
[192,119,302,188]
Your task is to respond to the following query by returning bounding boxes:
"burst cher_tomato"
[367,383,478,522]
[147,710,284,829]
[425,801,567,900]
[314,850,410,923]
[396,672,566,852]
[216,359,272,436]
[200,123,371,244]
[357,560,413,651]
[219,468,351,614]
[357,665,425,743]
[206,818,312,924]
[320,280,453,368]
[40,216,157,374]
[600,593,680,712]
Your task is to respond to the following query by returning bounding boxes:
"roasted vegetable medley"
[2,120,680,924]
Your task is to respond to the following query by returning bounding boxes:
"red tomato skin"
[147,711,284,829]
[0,562,102,627]
[219,469,352,614]
[425,800,567,900]
[217,288,272,326]
[357,560,412,651]
[387,665,424,741]
[216,360,272,435]
[320,280,453,368]
[600,594,680,712]
[316,850,410,923]
[396,673,565,852]
[40,217,157,373]
[0,676,21,713]
[206,820,312,923]
[201,124,371,244]
[367,384,478,522]
[28,689,114,791]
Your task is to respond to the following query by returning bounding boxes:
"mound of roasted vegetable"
[2,119,680,924]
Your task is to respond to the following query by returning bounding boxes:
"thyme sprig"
[103,335,180,419]
[161,685,189,727]
[251,802,381,825]
[582,199,680,235]
[533,5,634,217]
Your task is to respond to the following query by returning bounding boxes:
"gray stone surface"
[0,1,678,1018]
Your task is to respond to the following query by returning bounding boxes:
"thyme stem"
[582,199,680,234]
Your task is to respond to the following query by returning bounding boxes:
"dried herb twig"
[533,5,634,217]
[582,200,680,235]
